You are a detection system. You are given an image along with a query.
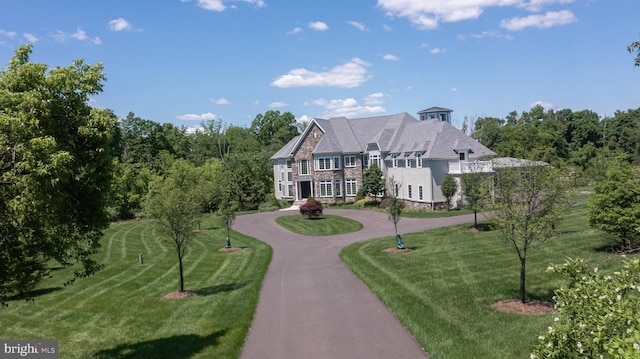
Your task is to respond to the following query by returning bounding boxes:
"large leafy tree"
[588,159,640,250]
[629,32,640,67]
[218,152,271,211]
[490,164,573,303]
[144,159,202,292]
[0,45,116,303]
[250,110,299,152]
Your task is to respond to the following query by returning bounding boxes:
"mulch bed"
[492,299,555,314]
[160,290,197,301]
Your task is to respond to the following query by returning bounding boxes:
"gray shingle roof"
[272,112,496,160]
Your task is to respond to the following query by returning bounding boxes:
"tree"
[0,45,116,303]
[299,199,323,219]
[250,110,299,152]
[440,174,458,211]
[588,159,640,250]
[218,152,271,211]
[144,160,201,292]
[219,203,237,249]
[460,167,490,228]
[362,163,385,202]
[490,164,573,303]
[385,177,405,249]
[628,33,640,67]
[532,257,640,358]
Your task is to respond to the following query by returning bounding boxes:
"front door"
[299,181,311,200]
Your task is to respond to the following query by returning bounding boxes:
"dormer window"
[459,152,466,161]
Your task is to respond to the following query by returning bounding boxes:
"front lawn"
[275,214,363,236]
[0,215,271,359]
[340,203,631,358]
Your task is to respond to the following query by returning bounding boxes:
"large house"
[271,107,496,209]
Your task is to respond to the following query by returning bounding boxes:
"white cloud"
[53,28,101,44]
[296,115,312,124]
[0,30,17,38]
[210,97,230,105]
[382,54,400,61]
[347,21,368,32]
[196,0,226,11]
[500,10,576,30]
[364,92,385,105]
[286,27,302,35]
[528,100,555,110]
[23,33,39,43]
[185,125,204,134]
[175,112,219,121]
[382,24,392,32]
[271,58,372,88]
[253,99,260,106]
[430,47,447,54]
[269,101,287,108]
[108,18,134,31]
[470,30,514,40]
[185,0,265,11]
[310,96,386,118]
[450,87,459,92]
[309,21,329,31]
[377,0,575,29]
[521,0,574,12]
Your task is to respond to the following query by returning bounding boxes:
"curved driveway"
[236,209,478,359]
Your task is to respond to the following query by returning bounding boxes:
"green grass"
[340,203,634,359]
[0,215,272,359]
[275,214,363,235]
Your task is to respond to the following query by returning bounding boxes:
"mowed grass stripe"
[341,203,627,359]
[1,215,272,359]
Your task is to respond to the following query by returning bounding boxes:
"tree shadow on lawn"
[9,287,63,302]
[93,330,227,359]
[195,282,247,296]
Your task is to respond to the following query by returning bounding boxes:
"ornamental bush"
[531,257,640,359]
[299,199,323,219]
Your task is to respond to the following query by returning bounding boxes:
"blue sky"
[1,0,639,130]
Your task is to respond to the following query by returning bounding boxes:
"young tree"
[219,203,237,249]
[362,163,385,202]
[299,199,323,219]
[385,177,406,249]
[460,167,490,228]
[490,164,573,303]
[588,159,640,250]
[0,45,116,303]
[441,174,458,211]
[144,160,201,292]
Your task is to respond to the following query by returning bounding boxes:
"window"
[394,184,399,196]
[287,172,292,181]
[335,179,342,197]
[344,156,356,167]
[278,180,282,192]
[288,184,293,197]
[299,159,309,175]
[408,185,412,199]
[419,186,423,200]
[346,178,357,196]
[333,157,340,169]
[369,154,379,168]
[286,160,292,168]
[459,152,466,161]
[392,154,398,168]
[317,158,331,170]
[319,179,333,197]
[416,154,423,168]
[363,155,369,168]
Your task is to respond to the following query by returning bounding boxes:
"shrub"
[278,199,292,209]
[355,188,366,202]
[299,199,323,219]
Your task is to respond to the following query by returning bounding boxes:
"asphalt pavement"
[235,208,478,359]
